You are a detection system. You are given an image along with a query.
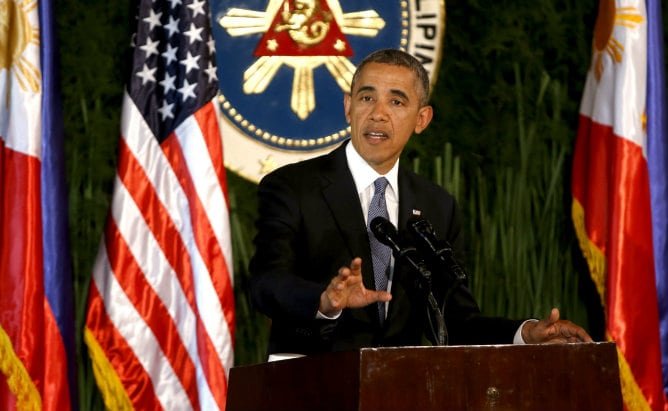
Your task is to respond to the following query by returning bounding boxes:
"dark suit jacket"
[250,141,523,356]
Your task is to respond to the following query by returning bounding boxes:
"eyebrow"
[355,85,410,102]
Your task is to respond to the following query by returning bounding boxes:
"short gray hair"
[350,49,431,107]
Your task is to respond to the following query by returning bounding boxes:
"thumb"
[376,290,392,302]
[548,307,560,323]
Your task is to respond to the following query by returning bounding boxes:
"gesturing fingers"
[349,257,363,276]
[321,257,393,314]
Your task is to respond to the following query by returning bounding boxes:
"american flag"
[84,0,235,409]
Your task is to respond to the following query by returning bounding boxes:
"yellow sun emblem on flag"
[592,0,643,81]
[0,0,41,94]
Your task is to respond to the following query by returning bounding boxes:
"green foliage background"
[54,1,668,409]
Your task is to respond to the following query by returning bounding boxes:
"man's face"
[344,62,433,175]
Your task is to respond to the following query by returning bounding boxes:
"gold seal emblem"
[212,0,445,182]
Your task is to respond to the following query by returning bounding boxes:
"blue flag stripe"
[646,0,668,398]
[38,0,78,407]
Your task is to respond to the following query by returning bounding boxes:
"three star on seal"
[219,0,385,120]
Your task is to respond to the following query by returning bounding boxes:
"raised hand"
[319,257,392,317]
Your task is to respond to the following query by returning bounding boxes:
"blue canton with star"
[129,0,219,142]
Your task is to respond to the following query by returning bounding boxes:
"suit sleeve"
[249,169,325,323]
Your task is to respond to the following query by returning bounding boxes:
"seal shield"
[211,0,445,182]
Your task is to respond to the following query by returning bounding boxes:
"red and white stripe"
[86,91,235,410]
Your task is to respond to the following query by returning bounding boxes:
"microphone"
[369,216,404,255]
[369,216,416,265]
[370,216,448,346]
[406,216,466,281]
[370,216,433,285]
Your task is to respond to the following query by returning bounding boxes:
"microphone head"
[406,216,439,252]
[406,216,467,281]
[407,215,435,237]
[370,216,399,248]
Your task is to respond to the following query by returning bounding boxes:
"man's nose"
[369,102,389,121]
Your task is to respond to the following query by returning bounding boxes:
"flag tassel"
[0,325,41,411]
[84,328,133,411]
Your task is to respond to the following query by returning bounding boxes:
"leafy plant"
[428,66,587,324]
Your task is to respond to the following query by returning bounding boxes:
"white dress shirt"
[318,142,530,342]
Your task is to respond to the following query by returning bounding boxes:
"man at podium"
[249,48,592,358]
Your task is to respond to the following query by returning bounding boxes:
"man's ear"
[343,93,352,123]
[414,105,433,134]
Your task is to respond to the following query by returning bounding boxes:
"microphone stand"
[394,247,448,346]
[406,217,471,345]
[370,217,448,345]
[426,246,467,332]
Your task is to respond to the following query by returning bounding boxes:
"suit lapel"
[386,168,422,330]
[320,144,369,257]
[398,168,422,230]
[320,143,383,326]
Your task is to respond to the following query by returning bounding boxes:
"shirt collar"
[345,140,399,196]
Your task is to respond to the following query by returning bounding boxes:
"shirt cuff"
[513,319,538,344]
[316,310,342,320]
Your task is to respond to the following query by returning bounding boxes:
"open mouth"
[364,131,388,140]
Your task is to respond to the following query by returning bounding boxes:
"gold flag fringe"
[84,327,134,411]
[571,200,606,307]
[0,325,41,411]
[573,199,652,410]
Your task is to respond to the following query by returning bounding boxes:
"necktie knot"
[374,177,388,195]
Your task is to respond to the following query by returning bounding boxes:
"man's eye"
[361,95,373,102]
[392,99,404,106]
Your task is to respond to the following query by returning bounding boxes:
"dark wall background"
[55,1,667,408]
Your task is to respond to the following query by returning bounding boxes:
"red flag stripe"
[0,145,42,345]
[91,237,206,409]
[0,146,73,411]
[85,284,162,410]
[103,216,201,410]
[573,7,668,399]
[120,93,234,370]
[111,94,231,407]
[159,135,232,408]
[120,94,234,346]
[198,103,232,209]
[115,135,199,308]
[573,115,665,409]
[0,144,44,410]
[114,125,228,409]
[197,103,236,334]
[103,172,220,410]
[41,302,73,410]
[168,105,235,343]
[570,3,668,409]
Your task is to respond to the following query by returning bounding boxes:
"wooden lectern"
[226,342,621,411]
